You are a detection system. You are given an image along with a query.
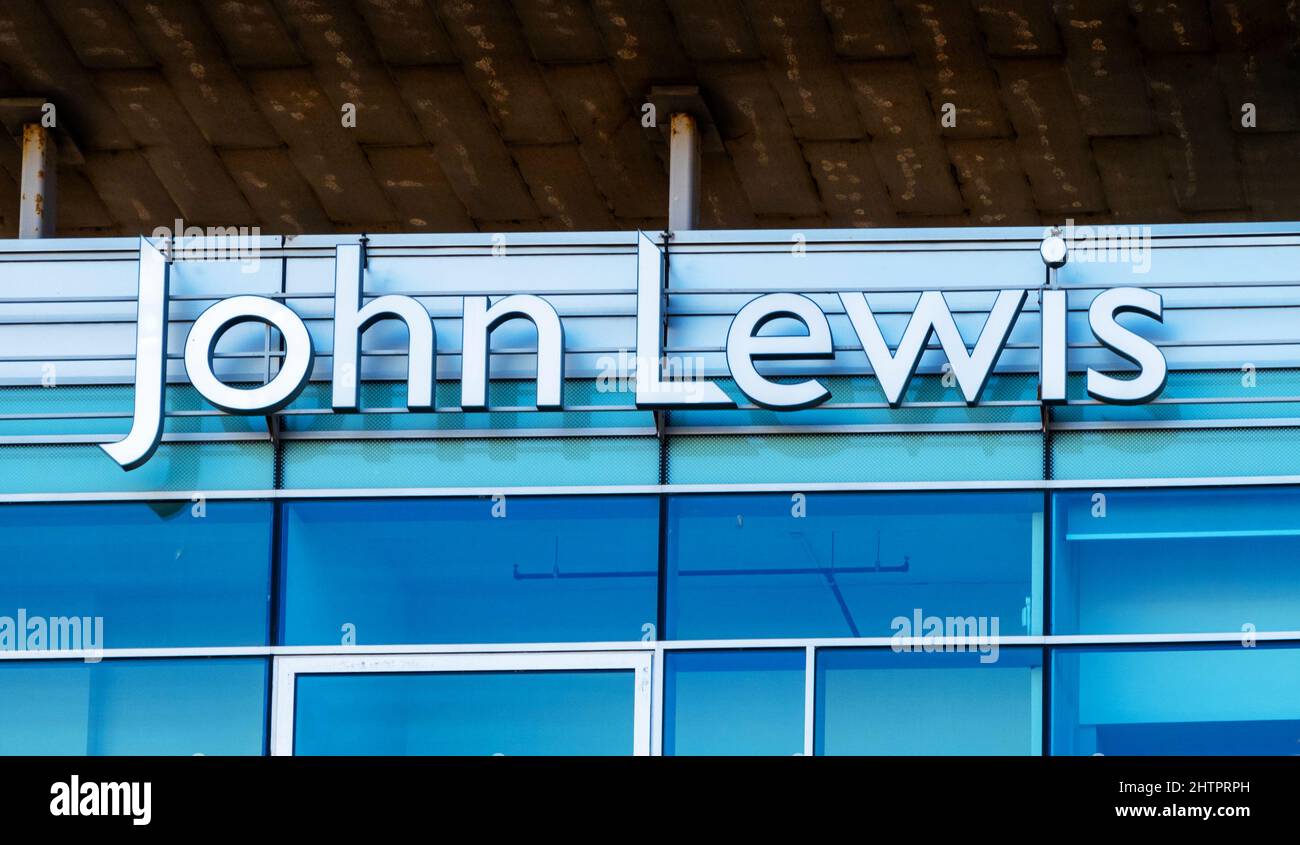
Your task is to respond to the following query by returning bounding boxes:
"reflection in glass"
[666,492,1042,640]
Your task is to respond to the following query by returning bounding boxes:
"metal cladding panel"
[3,226,1299,383]
[667,226,1300,374]
[2,224,1300,456]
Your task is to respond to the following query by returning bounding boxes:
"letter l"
[633,232,732,408]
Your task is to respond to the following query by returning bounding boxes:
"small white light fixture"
[1040,228,1068,268]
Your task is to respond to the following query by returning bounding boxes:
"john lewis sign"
[102,233,1167,470]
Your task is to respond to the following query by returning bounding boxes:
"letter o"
[185,296,314,413]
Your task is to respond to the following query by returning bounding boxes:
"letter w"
[839,290,1027,405]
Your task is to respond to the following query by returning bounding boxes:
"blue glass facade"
[5,226,1299,757]
[1,487,1295,755]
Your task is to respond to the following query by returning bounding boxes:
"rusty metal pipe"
[668,112,700,232]
[19,123,56,238]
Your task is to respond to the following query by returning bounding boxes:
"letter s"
[1086,287,1167,405]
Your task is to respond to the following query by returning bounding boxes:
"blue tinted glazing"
[1053,488,1300,634]
[0,658,267,755]
[815,648,1042,755]
[294,670,634,755]
[664,650,805,756]
[279,496,658,645]
[666,492,1042,639]
[1052,645,1300,755]
[0,502,272,648]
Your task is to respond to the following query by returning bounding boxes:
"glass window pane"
[1053,488,1300,634]
[0,502,272,648]
[1052,645,1300,755]
[294,670,635,755]
[815,648,1042,755]
[664,650,804,756]
[280,496,658,645]
[666,492,1042,640]
[0,658,267,755]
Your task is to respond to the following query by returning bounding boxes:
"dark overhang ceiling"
[0,0,1296,237]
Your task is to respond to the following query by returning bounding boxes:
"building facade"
[2,223,1299,755]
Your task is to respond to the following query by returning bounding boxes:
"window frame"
[270,651,654,756]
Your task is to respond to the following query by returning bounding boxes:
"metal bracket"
[653,229,673,447]
[264,412,282,447]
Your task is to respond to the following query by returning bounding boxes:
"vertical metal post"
[19,123,56,238]
[1038,230,1068,472]
[667,112,700,232]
